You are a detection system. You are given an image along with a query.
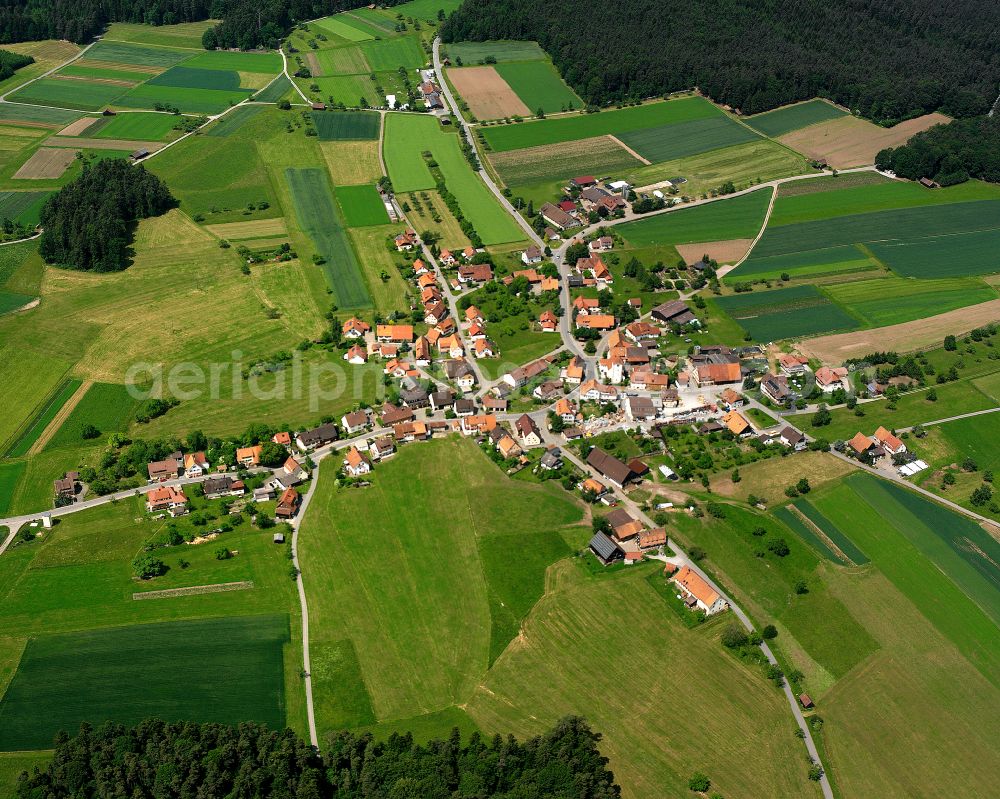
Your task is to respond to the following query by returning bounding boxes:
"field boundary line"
[100,37,204,52]
[132,580,254,600]
[607,134,650,165]
[27,379,92,456]
[0,374,75,458]
[787,503,851,563]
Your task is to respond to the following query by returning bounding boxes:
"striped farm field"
[57,64,150,83]
[491,135,642,186]
[619,189,771,247]
[868,228,1000,278]
[148,66,242,91]
[183,50,282,74]
[206,217,287,240]
[8,78,129,110]
[253,75,292,103]
[349,7,398,31]
[745,99,848,137]
[726,245,878,282]
[823,276,997,327]
[359,36,426,71]
[117,83,253,114]
[102,20,216,49]
[91,112,180,140]
[3,378,81,458]
[792,498,869,565]
[12,148,76,179]
[0,191,52,224]
[85,41,193,68]
[313,15,375,42]
[335,184,389,227]
[715,284,858,341]
[0,460,26,514]
[44,382,139,450]
[313,46,370,76]
[206,104,264,136]
[0,103,83,125]
[481,96,722,152]
[617,115,761,163]
[493,60,581,114]
[446,40,548,64]
[311,110,379,141]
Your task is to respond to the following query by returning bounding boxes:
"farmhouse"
[576,314,616,331]
[53,472,78,503]
[503,357,551,388]
[276,488,300,519]
[671,565,728,615]
[630,371,670,391]
[652,300,698,326]
[587,447,636,487]
[638,527,667,549]
[848,432,881,458]
[605,507,644,542]
[873,425,906,455]
[589,531,624,565]
[296,423,340,451]
[570,175,597,188]
[625,395,658,423]
[761,373,793,404]
[692,361,742,387]
[540,202,576,231]
[203,476,245,499]
[146,485,188,516]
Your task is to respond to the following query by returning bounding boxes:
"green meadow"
[335,184,389,227]
[493,60,581,114]
[44,383,139,450]
[745,99,848,137]
[93,112,180,141]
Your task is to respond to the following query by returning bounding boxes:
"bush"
[721,624,748,648]
[132,554,166,580]
[688,772,711,792]
[762,624,778,639]
[80,423,101,440]
[766,537,790,557]
[215,547,232,560]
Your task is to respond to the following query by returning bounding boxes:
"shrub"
[132,554,166,580]
[688,772,711,792]
[721,624,748,648]
[762,624,778,639]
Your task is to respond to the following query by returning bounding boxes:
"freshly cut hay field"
[482,96,721,152]
[0,615,289,751]
[55,116,100,136]
[335,183,389,227]
[446,41,547,64]
[313,15,374,42]
[618,115,761,163]
[493,60,580,114]
[205,103,264,136]
[8,78,128,111]
[102,20,216,49]
[85,41,192,68]
[619,189,771,247]
[313,46,370,76]
[0,190,51,225]
[0,103,82,126]
[869,228,1000,278]
[12,147,76,179]
[206,217,287,240]
[745,99,847,137]
[675,238,753,265]
[285,167,371,308]
[449,66,530,119]
[320,140,382,184]
[779,112,950,168]
[44,382,139,450]
[92,111,180,140]
[490,134,641,187]
[467,562,817,798]
[716,283,858,340]
[300,437,583,739]
[359,36,425,71]
[311,110,379,140]
[824,276,997,327]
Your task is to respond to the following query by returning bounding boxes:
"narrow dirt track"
[27,379,91,456]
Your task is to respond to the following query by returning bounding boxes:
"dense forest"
[876,116,1000,185]
[442,0,1000,122]
[14,716,620,799]
[39,159,174,272]
[0,46,31,79]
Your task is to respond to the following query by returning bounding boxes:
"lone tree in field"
[39,159,174,273]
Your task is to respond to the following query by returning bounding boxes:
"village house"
[461,414,497,435]
[779,353,810,376]
[429,388,455,412]
[579,379,619,403]
[444,358,477,391]
[412,258,430,276]
[413,336,431,365]
[587,447,636,488]
[400,386,430,409]
[719,388,744,410]
[629,370,669,391]
[521,245,543,265]
[439,249,456,266]
[589,531,624,565]
[236,445,262,468]
[276,488,300,519]
[539,310,558,332]
[496,434,522,459]
[369,435,396,460]
[393,420,429,442]
[454,398,476,416]
[561,356,585,384]
[848,432,882,460]
[341,410,370,435]
[457,263,493,284]
[474,338,496,358]
[722,410,753,437]
[296,423,340,452]
[572,296,601,317]
[638,527,667,550]
[671,565,728,615]
[605,507,645,543]
[380,404,414,426]
[597,357,625,385]
[873,425,906,455]
[625,395,658,423]
[146,485,188,516]
[344,446,372,477]
[662,387,680,407]
[53,472,79,503]
[539,446,563,470]
[272,431,292,449]
[342,317,370,339]
[576,314,616,331]
[780,426,807,450]
[624,321,660,343]
[515,414,543,446]
[203,476,245,500]
[540,202,576,231]
[147,457,181,482]
[424,301,448,326]
[692,360,742,387]
[394,229,417,251]
[344,344,368,364]
[183,451,210,477]
[815,365,849,392]
[589,235,613,252]
[503,357,551,389]
[760,373,793,404]
[376,324,414,343]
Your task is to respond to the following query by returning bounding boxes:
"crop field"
[12,147,77,179]
[84,41,192,68]
[0,190,52,225]
[716,284,858,340]
[91,112,179,140]
[726,244,878,281]
[205,104,263,137]
[359,37,426,71]
[349,8,397,31]
[204,217,287,240]
[184,50,282,74]
[313,16,375,42]
[617,115,761,163]
[0,40,81,97]
[58,64,150,83]
[490,135,641,187]
[773,506,844,563]
[309,74,379,107]
[285,167,371,308]
[148,65,242,91]
[823,276,997,327]
[791,499,869,564]
[311,110,379,140]
[481,96,722,152]
[619,189,771,247]
[446,40,548,64]
[320,140,382,184]
[4,378,81,459]
[335,183,389,227]
[745,99,848,137]
[0,615,289,751]
[868,228,1000,278]
[391,0,462,17]
[493,61,581,114]
[118,82,253,114]
[0,461,25,514]
[0,103,82,126]
[102,20,215,49]
[253,74,292,103]
[385,114,524,244]
[45,382,139,450]
[449,66,530,119]
[811,475,1000,682]
[8,78,128,111]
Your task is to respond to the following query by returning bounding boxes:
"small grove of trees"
[15,716,622,799]
[39,160,174,273]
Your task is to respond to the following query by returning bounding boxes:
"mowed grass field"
[285,167,371,308]
[385,114,524,244]
[44,382,139,450]
[92,112,180,140]
[716,284,859,340]
[0,615,289,751]
[3,378,80,459]
[335,183,389,227]
[311,110,380,141]
[745,99,848,137]
[300,437,816,796]
[618,188,772,247]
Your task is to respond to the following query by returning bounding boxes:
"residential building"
[183,452,209,477]
[780,426,807,450]
[236,445,263,468]
[276,488,300,519]
[521,245,543,265]
[671,565,728,615]
[344,446,372,477]
[296,423,339,451]
[873,425,906,455]
[515,414,542,445]
[203,476,245,499]
[589,531,623,565]
[815,366,849,392]
[146,485,188,516]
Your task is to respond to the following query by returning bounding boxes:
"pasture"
[715,284,858,340]
[493,60,581,114]
[205,104,264,137]
[0,615,289,751]
[481,96,722,152]
[618,189,771,247]
[45,382,139,450]
[617,114,761,163]
[0,347,69,454]
[102,20,216,49]
[285,167,371,308]
[311,45,369,76]
[313,16,375,42]
[335,184,389,227]
[348,225,413,314]
[0,461,25,514]
[745,99,848,137]
[390,0,462,17]
[253,74,292,103]
[311,110,380,140]
[118,82,253,115]
[184,50,282,74]
[489,135,641,187]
